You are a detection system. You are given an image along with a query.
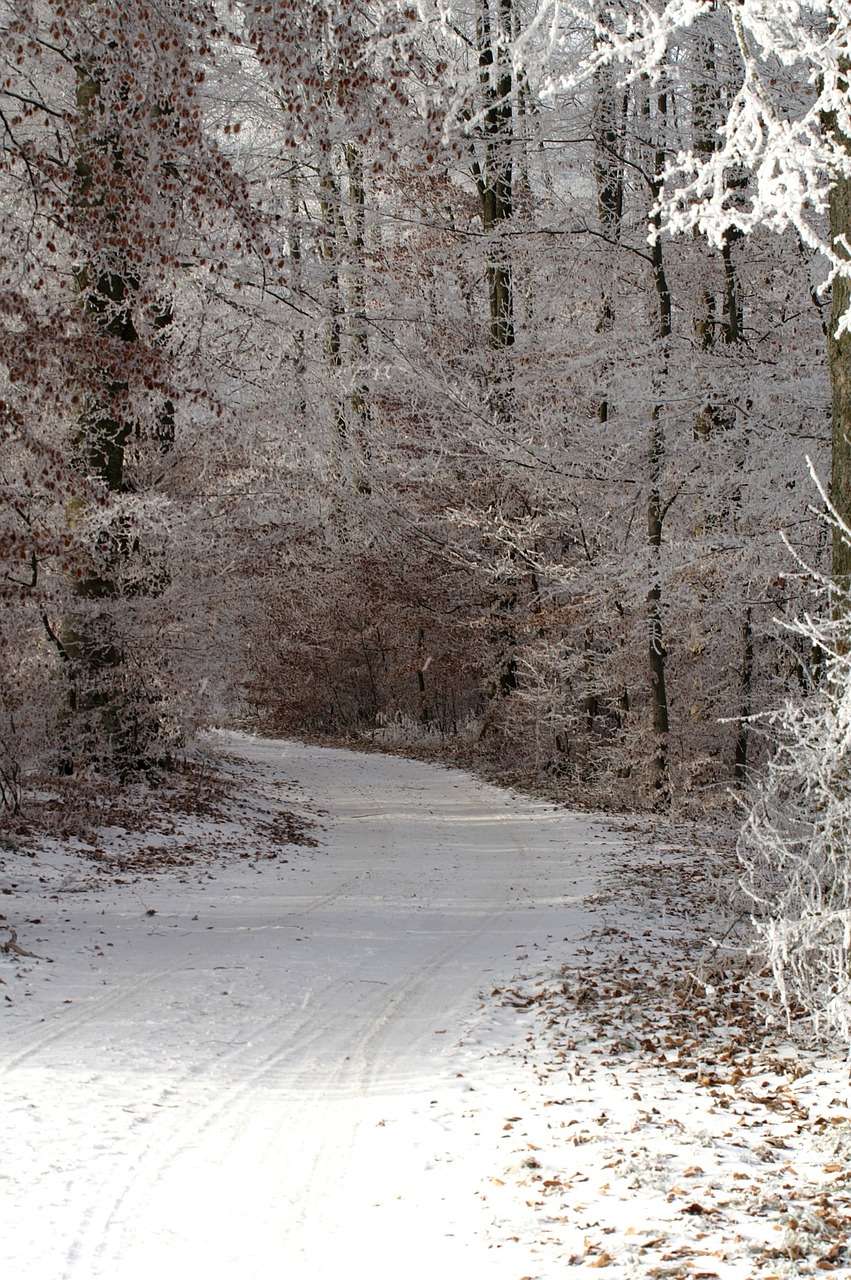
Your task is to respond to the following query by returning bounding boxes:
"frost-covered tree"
[737,486,851,1039]
[542,0,851,1027]
[0,0,258,782]
[237,1,825,809]
[0,0,833,823]
[549,0,850,568]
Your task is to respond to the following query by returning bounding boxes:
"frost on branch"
[657,1,844,258]
[738,556,851,1042]
[548,1,851,327]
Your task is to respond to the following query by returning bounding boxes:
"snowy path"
[1,737,612,1280]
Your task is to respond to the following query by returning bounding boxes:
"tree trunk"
[690,24,751,777]
[592,19,625,387]
[318,163,348,466]
[62,50,163,777]
[645,84,672,799]
[474,0,514,428]
[288,172,308,431]
[588,56,626,749]
[734,605,754,782]
[829,163,851,589]
[474,0,519,707]
[345,142,372,495]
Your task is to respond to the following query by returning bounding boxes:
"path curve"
[1,738,611,1280]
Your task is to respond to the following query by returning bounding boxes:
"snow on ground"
[1,733,850,1279]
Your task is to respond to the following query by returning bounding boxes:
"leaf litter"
[477,821,851,1277]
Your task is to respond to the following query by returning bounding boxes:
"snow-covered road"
[1,737,613,1280]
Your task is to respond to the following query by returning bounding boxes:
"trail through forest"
[1,736,849,1279]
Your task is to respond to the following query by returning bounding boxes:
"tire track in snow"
[0,969,170,1074]
[59,998,325,1276]
[65,949,479,1279]
[61,950,459,1278]
[7,739,604,1280]
[9,760,407,1277]
[59,799,404,1278]
[61,767,545,1276]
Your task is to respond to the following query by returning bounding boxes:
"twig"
[1,927,48,960]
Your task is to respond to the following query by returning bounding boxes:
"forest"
[3,1,851,1030]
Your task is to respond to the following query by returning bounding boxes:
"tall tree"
[590,1,848,574]
[473,0,516,428]
[825,54,851,590]
[0,0,255,778]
